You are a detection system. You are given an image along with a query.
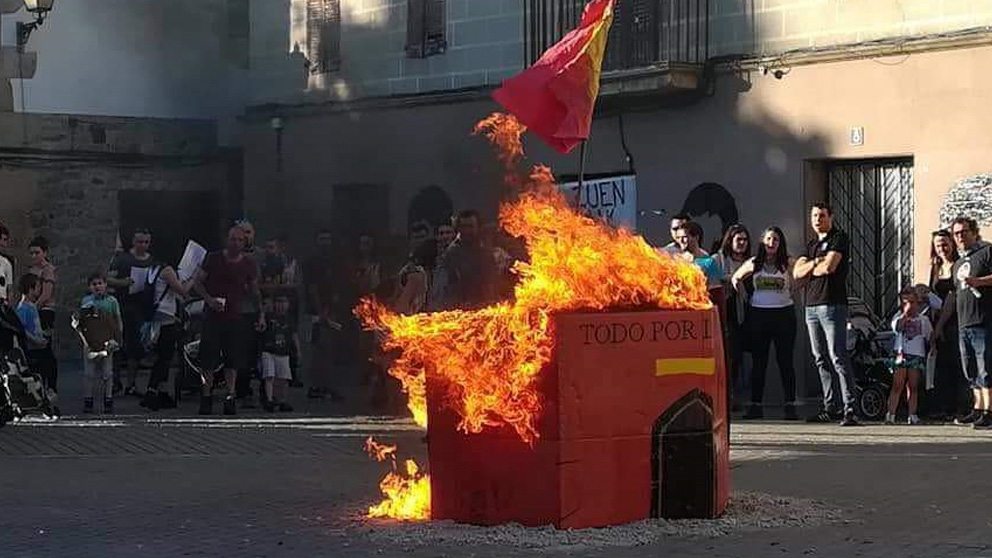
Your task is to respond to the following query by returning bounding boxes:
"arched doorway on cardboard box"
[650,389,715,519]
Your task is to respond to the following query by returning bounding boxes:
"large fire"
[358,113,711,520]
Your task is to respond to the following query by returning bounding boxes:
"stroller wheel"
[858,384,887,421]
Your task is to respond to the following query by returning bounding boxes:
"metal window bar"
[827,159,914,318]
[523,0,710,69]
[307,0,341,73]
[407,0,446,58]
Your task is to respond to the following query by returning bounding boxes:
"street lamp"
[17,0,56,52]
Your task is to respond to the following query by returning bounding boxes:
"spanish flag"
[493,0,615,154]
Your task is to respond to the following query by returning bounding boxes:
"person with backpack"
[138,262,198,411]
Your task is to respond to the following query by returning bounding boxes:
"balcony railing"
[524,0,710,71]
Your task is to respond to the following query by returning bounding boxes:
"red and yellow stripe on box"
[492,0,615,154]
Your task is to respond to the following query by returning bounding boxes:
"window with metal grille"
[524,0,710,70]
[407,0,446,58]
[307,0,342,73]
[826,159,914,318]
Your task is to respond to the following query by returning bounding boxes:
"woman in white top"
[732,226,798,420]
[140,264,197,411]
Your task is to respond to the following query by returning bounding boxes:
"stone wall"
[0,113,236,357]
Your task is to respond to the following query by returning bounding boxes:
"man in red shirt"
[195,225,265,415]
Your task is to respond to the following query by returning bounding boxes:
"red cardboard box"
[427,308,729,528]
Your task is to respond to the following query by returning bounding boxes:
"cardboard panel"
[554,309,724,441]
[557,436,654,528]
[427,307,730,527]
[427,382,561,526]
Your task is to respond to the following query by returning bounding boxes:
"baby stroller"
[0,305,60,426]
[847,297,894,421]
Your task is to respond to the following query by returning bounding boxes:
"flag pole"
[577,140,588,190]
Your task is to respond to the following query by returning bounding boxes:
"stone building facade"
[0,113,237,357]
[5,0,992,393]
[246,0,992,101]
[236,0,992,404]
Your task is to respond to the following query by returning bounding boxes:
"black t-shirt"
[109,251,155,304]
[804,228,850,306]
[953,241,992,328]
[262,315,295,356]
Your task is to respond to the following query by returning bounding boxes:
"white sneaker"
[885,413,896,424]
[908,415,921,425]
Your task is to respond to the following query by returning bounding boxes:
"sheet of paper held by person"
[178,240,208,281]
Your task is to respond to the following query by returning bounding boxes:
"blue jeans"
[805,304,855,414]
[959,325,992,389]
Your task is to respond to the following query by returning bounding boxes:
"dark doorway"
[650,389,715,519]
[330,184,390,245]
[118,190,222,267]
[329,183,390,365]
[407,185,454,232]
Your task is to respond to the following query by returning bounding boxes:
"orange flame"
[473,113,527,168]
[368,459,431,520]
[364,436,398,462]
[359,113,711,520]
[365,437,431,520]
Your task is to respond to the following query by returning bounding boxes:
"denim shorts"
[889,354,926,373]
[959,325,992,389]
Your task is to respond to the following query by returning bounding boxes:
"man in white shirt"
[0,222,13,306]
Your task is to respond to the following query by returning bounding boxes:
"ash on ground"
[352,492,845,549]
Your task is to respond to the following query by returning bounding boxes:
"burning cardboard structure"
[358,113,727,527]
[428,308,729,528]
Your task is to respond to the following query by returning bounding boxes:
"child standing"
[78,273,123,414]
[260,294,297,412]
[16,274,57,390]
[16,274,48,349]
[886,286,933,425]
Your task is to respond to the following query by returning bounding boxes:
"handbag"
[138,267,170,352]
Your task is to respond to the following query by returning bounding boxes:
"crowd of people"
[3,199,992,429]
[0,207,522,417]
[665,205,992,430]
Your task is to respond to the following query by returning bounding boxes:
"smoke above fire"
[357,112,711,520]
